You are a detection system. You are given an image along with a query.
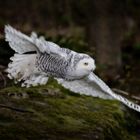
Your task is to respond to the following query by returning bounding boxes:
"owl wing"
[5,25,68,58]
[5,25,37,54]
[56,73,140,112]
[56,76,113,100]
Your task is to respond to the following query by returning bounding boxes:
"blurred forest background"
[0,0,140,96]
[0,0,140,139]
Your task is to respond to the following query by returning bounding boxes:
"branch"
[112,88,140,101]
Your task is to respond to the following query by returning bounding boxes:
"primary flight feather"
[4,25,140,112]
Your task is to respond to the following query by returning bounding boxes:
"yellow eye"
[84,62,88,66]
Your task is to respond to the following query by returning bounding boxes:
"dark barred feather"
[36,52,69,78]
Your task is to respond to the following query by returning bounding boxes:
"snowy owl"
[4,25,140,112]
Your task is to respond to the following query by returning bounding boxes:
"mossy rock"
[0,79,138,140]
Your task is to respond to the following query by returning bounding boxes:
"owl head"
[74,54,96,77]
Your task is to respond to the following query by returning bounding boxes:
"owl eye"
[84,62,88,66]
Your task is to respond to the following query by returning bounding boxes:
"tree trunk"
[86,0,124,80]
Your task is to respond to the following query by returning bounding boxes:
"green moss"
[0,80,138,140]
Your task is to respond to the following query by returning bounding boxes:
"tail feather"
[7,54,37,82]
[7,53,49,87]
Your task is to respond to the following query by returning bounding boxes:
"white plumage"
[4,25,140,112]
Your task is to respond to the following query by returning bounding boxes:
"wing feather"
[5,25,68,58]
[87,73,140,112]
[34,38,69,58]
[56,78,113,99]
[5,25,37,54]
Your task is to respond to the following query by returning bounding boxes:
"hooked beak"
[92,65,96,71]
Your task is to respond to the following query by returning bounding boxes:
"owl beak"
[92,65,96,71]
[90,68,94,72]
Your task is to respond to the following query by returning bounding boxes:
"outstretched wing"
[87,73,140,112]
[5,25,69,58]
[56,73,140,112]
[56,77,113,100]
